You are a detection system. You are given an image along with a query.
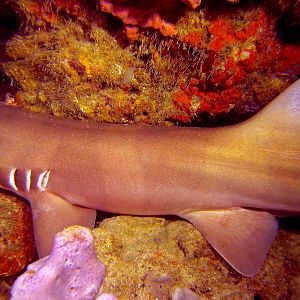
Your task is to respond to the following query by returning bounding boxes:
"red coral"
[208,19,238,52]
[173,89,191,114]
[172,7,300,123]
[210,58,247,86]
[194,87,242,114]
[172,78,242,123]
[277,44,300,74]
[182,32,205,48]
[27,1,58,24]
[99,0,179,36]
[125,26,140,41]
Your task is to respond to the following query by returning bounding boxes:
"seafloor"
[0,0,300,299]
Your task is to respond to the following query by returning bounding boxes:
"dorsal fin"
[180,208,278,277]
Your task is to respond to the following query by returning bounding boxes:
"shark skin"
[0,79,300,277]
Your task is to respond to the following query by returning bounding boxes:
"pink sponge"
[11,226,107,300]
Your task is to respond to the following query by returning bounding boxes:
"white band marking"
[37,170,50,191]
[9,168,18,191]
[25,169,31,192]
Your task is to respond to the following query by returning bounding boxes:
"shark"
[0,79,299,277]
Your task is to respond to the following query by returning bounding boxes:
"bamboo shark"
[0,79,300,277]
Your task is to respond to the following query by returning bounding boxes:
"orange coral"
[182,32,206,48]
[277,44,300,74]
[208,19,238,52]
[172,7,300,123]
[99,0,178,36]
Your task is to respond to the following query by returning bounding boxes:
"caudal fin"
[178,81,300,276]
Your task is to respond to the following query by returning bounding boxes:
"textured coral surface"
[0,0,300,298]
[94,216,300,299]
[0,192,37,276]
[2,0,300,125]
[0,191,37,300]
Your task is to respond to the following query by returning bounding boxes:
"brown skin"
[0,79,299,275]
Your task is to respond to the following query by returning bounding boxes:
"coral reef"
[0,191,37,300]
[171,7,300,123]
[0,191,37,277]
[99,0,201,37]
[3,21,178,124]
[10,226,112,300]
[8,0,107,27]
[94,216,300,299]
[4,1,299,125]
[1,0,300,298]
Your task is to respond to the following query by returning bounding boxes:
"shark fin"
[180,208,278,277]
[29,191,96,257]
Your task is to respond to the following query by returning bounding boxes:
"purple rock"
[11,226,106,300]
[172,288,202,300]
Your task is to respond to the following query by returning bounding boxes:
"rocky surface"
[94,216,300,299]
[0,191,37,299]
[0,191,36,277]
[1,197,299,299]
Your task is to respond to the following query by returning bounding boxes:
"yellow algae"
[176,11,210,44]
[3,20,179,124]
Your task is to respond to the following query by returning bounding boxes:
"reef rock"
[99,0,201,36]
[94,216,300,299]
[0,191,37,277]
[11,226,108,300]
[172,287,203,299]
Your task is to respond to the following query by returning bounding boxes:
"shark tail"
[180,79,300,277]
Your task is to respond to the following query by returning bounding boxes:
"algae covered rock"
[2,21,178,125]
[0,191,37,300]
[0,191,37,277]
[4,1,300,126]
[94,216,300,299]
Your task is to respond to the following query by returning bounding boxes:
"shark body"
[1,79,300,277]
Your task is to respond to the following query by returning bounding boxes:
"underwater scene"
[0,0,299,299]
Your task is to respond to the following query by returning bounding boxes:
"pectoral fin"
[180,208,278,277]
[29,191,96,257]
